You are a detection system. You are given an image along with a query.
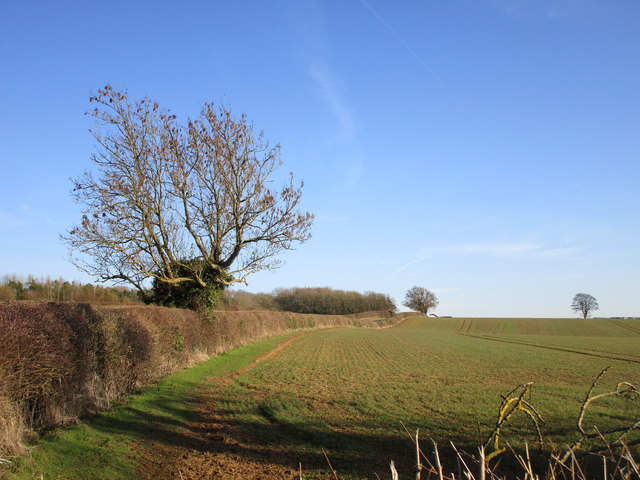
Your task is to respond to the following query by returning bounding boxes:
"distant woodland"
[0,276,396,315]
[0,275,139,304]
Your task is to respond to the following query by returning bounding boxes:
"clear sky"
[1,0,638,317]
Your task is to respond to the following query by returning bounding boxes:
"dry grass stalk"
[390,460,399,480]
[389,439,639,480]
[0,396,28,458]
[323,449,340,480]
[415,429,422,480]
[388,369,638,480]
[434,440,445,480]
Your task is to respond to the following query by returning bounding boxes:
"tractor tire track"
[607,319,640,336]
[459,333,640,364]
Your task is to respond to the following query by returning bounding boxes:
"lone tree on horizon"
[403,286,439,316]
[63,85,314,311]
[571,293,599,318]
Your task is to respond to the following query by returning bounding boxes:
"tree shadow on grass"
[78,390,564,480]
[74,390,432,478]
[44,384,625,480]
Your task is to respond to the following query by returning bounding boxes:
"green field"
[218,317,640,478]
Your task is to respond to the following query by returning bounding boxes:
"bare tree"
[571,293,599,319]
[63,85,313,308]
[403,286,438,316]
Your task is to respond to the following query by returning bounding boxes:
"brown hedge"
[0,302,410,456]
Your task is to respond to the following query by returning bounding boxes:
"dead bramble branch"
[483,382,545,463]
[561,366,639,463]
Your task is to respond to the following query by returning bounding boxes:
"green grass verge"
[3,333,295,480]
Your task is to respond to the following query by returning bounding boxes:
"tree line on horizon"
[0,276,396,315]
[269,287,396,315]
[2,275,614,320]
[0,275,140,304]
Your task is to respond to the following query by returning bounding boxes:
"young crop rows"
[218,317,640,478]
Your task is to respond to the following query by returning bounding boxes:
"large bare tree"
[64,85,313,307]
[403,286,439,316]
[571,293,599,319]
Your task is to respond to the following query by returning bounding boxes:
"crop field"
[216,317,640,478]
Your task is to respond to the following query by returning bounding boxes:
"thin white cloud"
[432,241,584,258]
[547,273,583,280]
[307,61,357,140]
[448,242,540,256]
[433,287,460,294]
[0,212,27,228]
[360,0,459,102]
[482,0,533,18]
[481,0,608,21]
[307,61,365,184]
[390,241,584,278]
[389,261,421,279]
[293,0,358,141]
[293,1,365,185]
[535,247,585,258]
[315,213,351,223]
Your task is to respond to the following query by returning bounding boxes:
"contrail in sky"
[360,0,460,102]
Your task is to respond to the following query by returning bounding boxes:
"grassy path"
[3,332,304,480]
[138,329,335,480]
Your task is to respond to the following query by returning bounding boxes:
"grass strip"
[4,333,296,480]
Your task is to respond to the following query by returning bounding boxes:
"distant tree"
[571,293,599,319]
[63,85,313,311]
[0,286,16,301]
[6,280,26,300]
[403,286,438,316]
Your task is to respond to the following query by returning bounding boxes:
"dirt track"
[135,330,328,480]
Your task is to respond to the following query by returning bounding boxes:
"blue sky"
[1,0,638,317]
